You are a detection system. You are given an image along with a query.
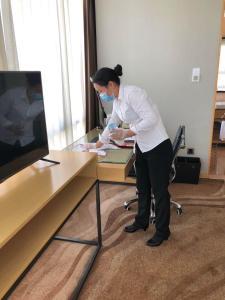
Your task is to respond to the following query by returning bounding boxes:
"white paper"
[124,136,135,141]
[99,143,119,150]
[72,144,87,152]
[89,149,106,156]
[71,142,119,155]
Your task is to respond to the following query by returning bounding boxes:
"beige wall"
[95,0,223,174]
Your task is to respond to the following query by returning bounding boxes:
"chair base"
[170,200,182,215]
[124,198,138,210]
[123,198,183,216]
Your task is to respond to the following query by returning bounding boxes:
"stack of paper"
[89,149,106,156]
[71,143,119,156]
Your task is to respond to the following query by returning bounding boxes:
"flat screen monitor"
[0,71,49,182]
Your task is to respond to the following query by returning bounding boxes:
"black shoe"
[124,223,148,233]
[146,232,170,247]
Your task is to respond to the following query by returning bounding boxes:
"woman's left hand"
[110,128,129,140]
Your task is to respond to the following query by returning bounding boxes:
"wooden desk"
[66,128,136,184]
[0,150,101,299]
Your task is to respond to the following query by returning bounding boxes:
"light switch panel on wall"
[192,67,200,82]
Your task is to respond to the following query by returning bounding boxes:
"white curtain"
[0,0,19,70]
[0,12,7,69]
[0,0,86,149]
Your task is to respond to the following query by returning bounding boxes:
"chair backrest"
[172,125,185,161]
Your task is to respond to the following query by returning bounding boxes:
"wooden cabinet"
[0,150,97,299]
[214,109,225,119]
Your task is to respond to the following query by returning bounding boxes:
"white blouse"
[100,84,169,153]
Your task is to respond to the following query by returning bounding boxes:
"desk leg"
[54,179,102,300]
[96,180,102,247]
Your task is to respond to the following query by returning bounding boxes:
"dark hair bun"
[114,64,123,76]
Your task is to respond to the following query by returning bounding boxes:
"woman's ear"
[108,81,114,88]
[108,81,117,92]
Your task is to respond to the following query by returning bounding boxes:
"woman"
[90,64,173,247]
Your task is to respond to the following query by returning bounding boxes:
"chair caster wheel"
[149,217,155,224]
[177,208,182,215]
[124,205,130,210]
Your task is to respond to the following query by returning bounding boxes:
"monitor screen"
[0,71,49,182]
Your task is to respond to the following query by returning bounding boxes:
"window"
[1,0,86,149]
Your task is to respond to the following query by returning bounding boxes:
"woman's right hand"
[96,140,104,148]
[83,140,103,150]
[83,143,96,150]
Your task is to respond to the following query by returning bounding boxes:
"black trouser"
[135,139,173,237]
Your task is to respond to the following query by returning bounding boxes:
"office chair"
[124,125,185,223]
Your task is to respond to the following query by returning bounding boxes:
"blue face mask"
[99,92,115,102]
[31,92,43,101]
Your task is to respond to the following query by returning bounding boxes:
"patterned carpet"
[9,179,225,300]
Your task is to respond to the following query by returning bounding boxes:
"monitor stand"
[40,158,60,164]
